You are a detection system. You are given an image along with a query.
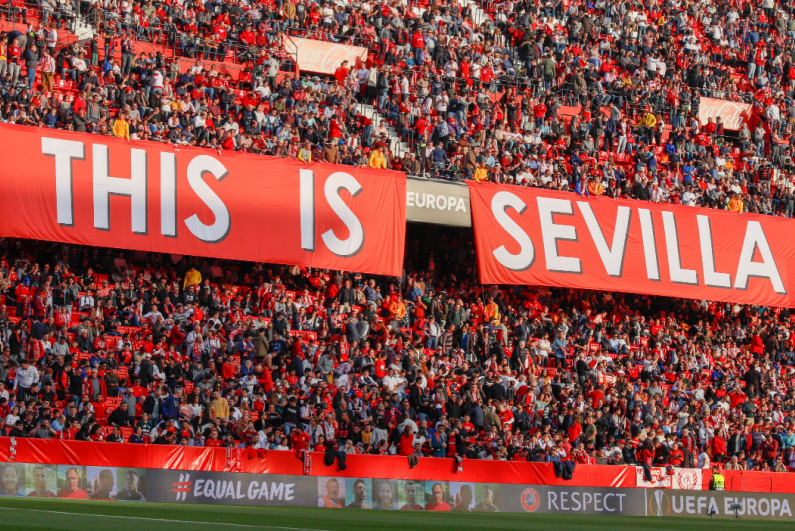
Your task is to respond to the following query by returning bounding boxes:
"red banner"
[698,97,753,131]
[5,439,795,493]
[283,36,368,74]
[468,183,795,307]
[0,125,406,277]
[0,439,634,487]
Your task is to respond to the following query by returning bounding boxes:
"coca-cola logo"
[285,37,367,74]
[699,98,750,130]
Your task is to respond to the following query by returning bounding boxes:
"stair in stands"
[458,0,490,27]
[355,101,411,160]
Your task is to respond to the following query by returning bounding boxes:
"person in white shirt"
[78,292,95,312]
[382,369,405,393]
[14,361,40,394]
[697,446,711,469]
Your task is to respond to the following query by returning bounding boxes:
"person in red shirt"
[399,426,414,455]
[534,101,547,128]
[290,426,311,455]
[205,429,224,447]
[334,60,349,84]
[410,30,425,61]
[640,439,656,481]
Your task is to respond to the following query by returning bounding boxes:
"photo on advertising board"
[317,477,345,508]
[25,464,57,498]
[449,482,476,512]
[116,468,147,502]
[372,479,399,511]
[57,465,89,499]
[0,462,26,497]
[473,484,501,512]
[424,481,451,511]
[345,478,372,509]
[86,466,118,500]
[397,480,425,511]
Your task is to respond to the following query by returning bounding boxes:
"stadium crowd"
[0,236,795,475]
[1,0,795,214]
[0,0,793,474]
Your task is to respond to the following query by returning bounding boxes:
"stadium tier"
[0,0,795,493]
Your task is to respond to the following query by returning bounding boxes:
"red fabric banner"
[0,124,406,277]
[0,439,634,487]
[698,97,753,131]
[4,439,794,493]
[282,36,368,74]
[467,182,795,307]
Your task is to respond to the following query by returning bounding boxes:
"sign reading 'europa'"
[467,182,795,307]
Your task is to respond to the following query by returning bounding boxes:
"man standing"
[709,465,725,491]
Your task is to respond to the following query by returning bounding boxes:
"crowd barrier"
[2,458,794,520]
[1,438,795,519]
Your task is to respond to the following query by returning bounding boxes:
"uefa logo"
[520,487,541,512]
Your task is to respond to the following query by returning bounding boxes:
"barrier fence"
[3,459,795,519]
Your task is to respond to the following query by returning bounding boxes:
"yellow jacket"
[474,167,488,183]
[113,118,130,139]
[183,269,201,289]
[728,197,744,213]
[209,397,230,419]
[642,113,657,128]
[369,149,387,169]
[298,147,312,162]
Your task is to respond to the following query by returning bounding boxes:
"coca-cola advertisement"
[698,97,753,131]
[283,36,368,74]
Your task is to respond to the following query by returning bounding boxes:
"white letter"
[202,479,213,498]
[321,172,365,257]
[662,211,698,284]
[247,481,258,500]
[638,208,660,281]
[580,492,592,511]
[194,479,204,497]
[578,202,631,277]
[300,169,315,251]
[270,482,285,500]
[42,137,85,226]
[93,144,147,234]
[538,197,581,273]
[185,155,230,243]
[697,215,732,288]
[734,221,786,294]
[491,191,535,271]
[548,491,559,510]
[161,151,177,237]
[285,483,295,501]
